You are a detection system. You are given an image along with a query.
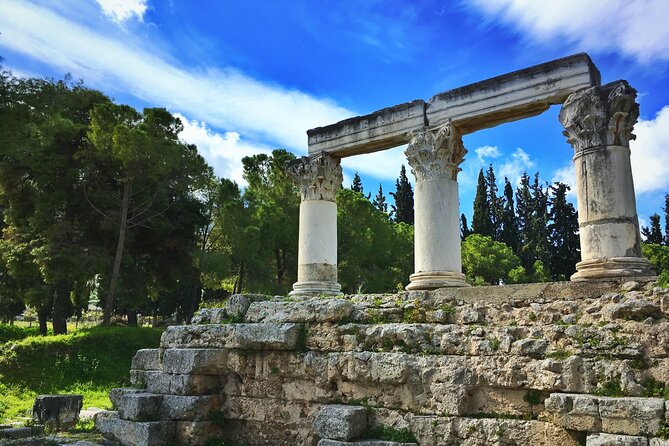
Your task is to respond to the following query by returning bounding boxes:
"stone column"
[559,80,655,281]
[286,153,343,297]
[405,122,470,290]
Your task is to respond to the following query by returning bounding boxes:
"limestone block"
[145,371,222,396]
[318,441,418,446]
[160,323,301,350]
[0,426,43,439]
[510,338,549,358]
[160,395,224,421]
[544,393,601,431]
[191,307,227,324]
[245,299,354,323]
[109,388,147,410]
[117,393,162,421]
[162,348,227,375]
[227,293,271,320]
[586,433,649,446]
[175,421,224,446]
[32,394,83,430]
[314,404,368,441]
[96,417,175,446]
[598,397,665,436]
[602,299,662,322]
[130,370,148,387]
[131,349,162,371]
[650,439,669,446]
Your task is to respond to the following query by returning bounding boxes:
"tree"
[390,165,414,225]
[87,104,207,325]
[665,194,669,244]
[372,184,388,214]
[460,214,471,240]
[642,243,669,287]
[642,214,663,244]
[485,165,502,240]
[548,182,580,280]
[500,178,519,253]
[351,172,363,193]
[472,169,493,236]
[461,234,522,285]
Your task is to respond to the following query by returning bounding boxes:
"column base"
[571,257,656,282]
[289,281,343,299]
[405,271,470,291]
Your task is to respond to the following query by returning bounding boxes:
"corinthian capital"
[286,153,343,201]
[559,80,639,154]
[405,122,467,181]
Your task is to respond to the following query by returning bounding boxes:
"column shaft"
[405,122,469,290]
[560,81,655,281]
[286,153,343,297]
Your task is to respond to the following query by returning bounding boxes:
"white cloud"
[0,0,353,162]
[499,147,535,185]
[176,114,273,186]
[341,145,411,184]
[95,0,148,23]
[468,0,669,62]
[631,106,669,194]
[552,163,577,197]
[474,145,501,163]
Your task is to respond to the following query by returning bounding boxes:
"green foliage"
[642,378,669,399]
[546,348,572,360]
[472,169,493,237]
[0,324,40,344]
[594,379,624,397]
[0,326,162,421]
[461,234,522,285]
[367,425,417,443]
[642,243,669,287]
[389,165,414,225]
[657,421,669,440]
[548,182,580,280]
[523,389,543,406]
[642,214,664,244]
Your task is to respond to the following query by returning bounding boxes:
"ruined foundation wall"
[98,281,669,446]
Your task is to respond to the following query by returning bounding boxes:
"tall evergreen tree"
[472,169,493,237]
[390,165,414,224]
[642,214,663,244]
[485,165,502,241]
[351,172,363,193]
[461,214,471,240]
[372,184,388,214]
[527,173,552,275]
[664,193,669,244]
[548,182,580,280]
[500,177,519,253]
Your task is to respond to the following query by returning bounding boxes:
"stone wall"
[97,281,669,446]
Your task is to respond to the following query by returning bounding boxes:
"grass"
[0,325,163,422]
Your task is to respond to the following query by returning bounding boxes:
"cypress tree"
[642,214,663,244]
[527,173,552,276]
[390,165,414,224]
[485,165,502,241]
[515,172,534,269]
[351,172,363,193]
[472,169,493,237]
[372,183,388,214]
[664,193,669,244]
[500,177,519,253]
[461,213,471,240]
[548,182,580,280]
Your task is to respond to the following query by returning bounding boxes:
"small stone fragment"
[314,404,368,441]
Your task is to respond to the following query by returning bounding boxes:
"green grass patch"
[0,324,42,344]
[0,326,162,422]
[367,425,417,443]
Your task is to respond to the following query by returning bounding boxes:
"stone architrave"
[286,153,343,297]
[559,80,655,281]
[405,121,470,290]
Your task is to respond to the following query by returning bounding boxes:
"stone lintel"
[307,99,426,156]
[427,53,600,134]
[307,53,600,157]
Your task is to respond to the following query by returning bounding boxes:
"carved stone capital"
[286,153,343,202]
[404,122,467,181]
[559,80,639,154]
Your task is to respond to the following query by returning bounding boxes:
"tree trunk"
[127,310,138,327]
[103,179,132,325]
[38,306,49,336]
[52,280,70,335]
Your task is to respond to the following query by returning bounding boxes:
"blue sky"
[1,0,669,228]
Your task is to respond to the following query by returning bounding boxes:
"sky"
[1,0,669,228]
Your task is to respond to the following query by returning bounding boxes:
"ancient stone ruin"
[96,54,669,446]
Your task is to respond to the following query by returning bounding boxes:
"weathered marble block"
[32,394,83,430]
[162,348,227,375]
[314,404,368,441]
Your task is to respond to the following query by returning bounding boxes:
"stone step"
[113,390,223,421]
[96,415,175,446]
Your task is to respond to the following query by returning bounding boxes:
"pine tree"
[461,214,471,240]
[472,169,493,237]
[548,182,580,280]
[351,172,363,193]
[500,177,519,253]
[485,165,502,241]
[372,184,388,214]
[390,165,414,224]
[642,214,663,244]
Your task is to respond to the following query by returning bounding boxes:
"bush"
[462,234,522,285]
[0,324,40,344]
